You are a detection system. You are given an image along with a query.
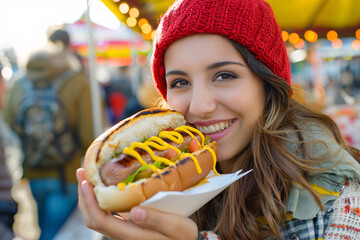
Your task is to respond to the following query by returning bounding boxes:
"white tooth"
[208,125,216,133]
[197,120,233,135]
[203,126,210,134]
[214,123,221,132]
[200,126,206,134]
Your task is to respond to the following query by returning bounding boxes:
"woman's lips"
[195,119,236,141]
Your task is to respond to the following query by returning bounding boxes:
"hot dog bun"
[84,108,218,212]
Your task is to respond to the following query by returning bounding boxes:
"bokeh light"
[304,30,318,43]
[331,39,342,49]
[282,31,289,41]
[289,33,300,44]
[129,8,139,18]
[126,17,137,27]
[295,39,305,49]
[141,23,152,34]
[138,18,148,28]
[356,29,360,39]
[119,2,129,14]
[352,39,360,50]
[327,30,338,41]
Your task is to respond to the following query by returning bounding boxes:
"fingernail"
[81,180,87,193]
[131,207,146,222]
[76,169,81,181]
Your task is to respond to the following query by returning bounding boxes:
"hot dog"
[84,108,218,212]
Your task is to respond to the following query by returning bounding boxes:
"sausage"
[100,134,202,186]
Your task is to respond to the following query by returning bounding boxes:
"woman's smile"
[194,119,236,141]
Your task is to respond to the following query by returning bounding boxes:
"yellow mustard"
[175,126,205,146]
[158,131,183,144]
[202,146,219,175]
[118,126,217,189]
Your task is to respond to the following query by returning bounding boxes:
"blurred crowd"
[291,47,360,110]
[0,27,160,240]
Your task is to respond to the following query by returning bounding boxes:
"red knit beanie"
[151,0,291,100]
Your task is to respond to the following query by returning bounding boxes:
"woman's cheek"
[167,93,188,114]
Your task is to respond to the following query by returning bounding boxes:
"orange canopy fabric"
[268,0,360,37]
[102,0,360,38]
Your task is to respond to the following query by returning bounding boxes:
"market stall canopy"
[268,0,360,38]
[101,0,360,39]
[66,19,150,66]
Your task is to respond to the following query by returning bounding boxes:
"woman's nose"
[188,85,216,118]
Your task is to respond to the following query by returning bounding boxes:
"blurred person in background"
[3,28,94,240]
[0,59,19,240]
[103,65,145,124]
[48,28,86,70]
[103,65,132,124]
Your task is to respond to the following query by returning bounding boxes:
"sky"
[0,0,122,66]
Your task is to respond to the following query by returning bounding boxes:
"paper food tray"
[140,169,252,217]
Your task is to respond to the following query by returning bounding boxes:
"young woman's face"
[164,34,265,167]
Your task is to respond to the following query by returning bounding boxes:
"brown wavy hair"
[192,39,358,239]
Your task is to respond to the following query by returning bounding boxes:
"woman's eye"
[214,72,237,81]
[169,79,190,88]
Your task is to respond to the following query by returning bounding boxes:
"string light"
[129,8,139,18]
[113,2,154,41]
[138,18,148,28]
[141,23,152,34]
[282,31,289,41]
[127,17,137,27]
[119,2,130,14]
[304,30,318,43]
[356,29,360,40]
[289,33,300,44]
[327,30,338,41]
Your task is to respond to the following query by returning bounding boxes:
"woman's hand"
[76,168,199,240]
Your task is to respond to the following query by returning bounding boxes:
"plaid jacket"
[198,181,360,240]
[267,200,334,240]
[198,200,333,240]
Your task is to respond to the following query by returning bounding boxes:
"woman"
[77,0,360,239]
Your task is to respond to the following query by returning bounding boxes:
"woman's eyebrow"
[207,61,245,70]
[165,61,245,77]
[165,70,188,77]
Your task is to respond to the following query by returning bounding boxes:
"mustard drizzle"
[202,146,218,175]
[146,136,182,155]
[175,126,205,146]
[118,126,217,189]
[158,131,183,144]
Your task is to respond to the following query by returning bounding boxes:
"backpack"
[15,72,78,170]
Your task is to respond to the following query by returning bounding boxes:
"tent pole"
[85,0,103,137]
